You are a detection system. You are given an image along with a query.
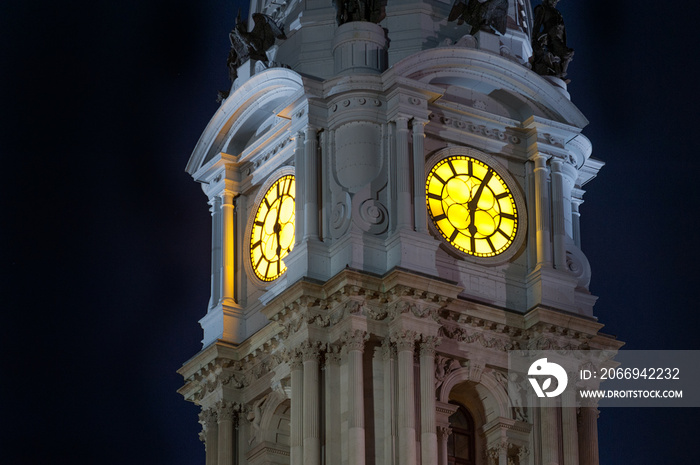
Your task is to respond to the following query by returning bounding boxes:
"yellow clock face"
[250,175,296,281]
[426,156,518,258]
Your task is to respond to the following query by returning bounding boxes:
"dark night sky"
[2,1,699,464]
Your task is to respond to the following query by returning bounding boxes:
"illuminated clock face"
[426,156,518,258]
[250,175,296,281]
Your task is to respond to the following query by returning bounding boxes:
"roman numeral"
[449,229,459,242]
[500,213,515,220]
[486,237,496,253]
[433,214,447,222]
[495,192,509,200]
[447,160,457,176]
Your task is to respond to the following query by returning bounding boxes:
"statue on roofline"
[448,0,509,36]
[531,0,574,80]
[226,11,287,82]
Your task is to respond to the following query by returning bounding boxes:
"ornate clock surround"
[425,146,527,266]
[244,166,297,284]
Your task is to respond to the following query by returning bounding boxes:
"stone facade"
[179,0,622,464]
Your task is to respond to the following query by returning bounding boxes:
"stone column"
[220,189,236,305]
[571,198,582,248]
[320,130,330,241]
[420,336,439,465]
[530,153,551,267]
[562,380,579,465]
[436,426,451,465]
[577,405,599,465]
[540,397,559,465]
[325,346,342,465]
[304,126,319,240]
[395,116,412,230]
[290,350,304,465]
[199,408,219,465]
[208,196,222,309]
[392,330,418,465]
[412,119,428,233]
[343,330,369,465]
[382,338,397,465]
[550,159,566,270]
[294,131,305,245]
[302,342,321,465]
[216,401,237,465]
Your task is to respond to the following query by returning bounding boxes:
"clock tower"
[179,1,621,464]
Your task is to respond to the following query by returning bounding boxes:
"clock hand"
[467,170,493,236]
[274,198,283,257]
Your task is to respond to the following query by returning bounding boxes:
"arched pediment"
[387,47,588,128]
[186,68,306,176]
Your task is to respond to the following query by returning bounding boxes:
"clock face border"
[425,146,527,265]
[243,167,296,285]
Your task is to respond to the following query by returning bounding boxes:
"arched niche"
[247,390,290,465]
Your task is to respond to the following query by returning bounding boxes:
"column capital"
[550,157,564,171]
[381,337,396,360]
[341,329,369,353]
[411,117,429,130]
[395,115,411,128]
[199,408,218,429]
[299,340,322,362]
[391,329,419,352]
[304,126,319,138]
[528,151,551,166]
[325,343,342,365]
[419,335,441,357]
[436,425,452,441]
[289,347,305,370]
[215,400,239,423]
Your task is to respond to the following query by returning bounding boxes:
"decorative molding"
[463,359,485,383]
[437,115,522,145]
[435,354,460,389]
[439,324,517,352]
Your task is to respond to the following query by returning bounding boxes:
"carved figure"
[226,11,287,81]
[448,0,508,35]
[333,0,380,25]
[508,373,527,421]
[247,395,268,445]
[531,0,574,79]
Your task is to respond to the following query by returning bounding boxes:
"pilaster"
[391,329,419,465]
[216,401,238,465]
[420,336,439,465]
[342,330,369,465]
